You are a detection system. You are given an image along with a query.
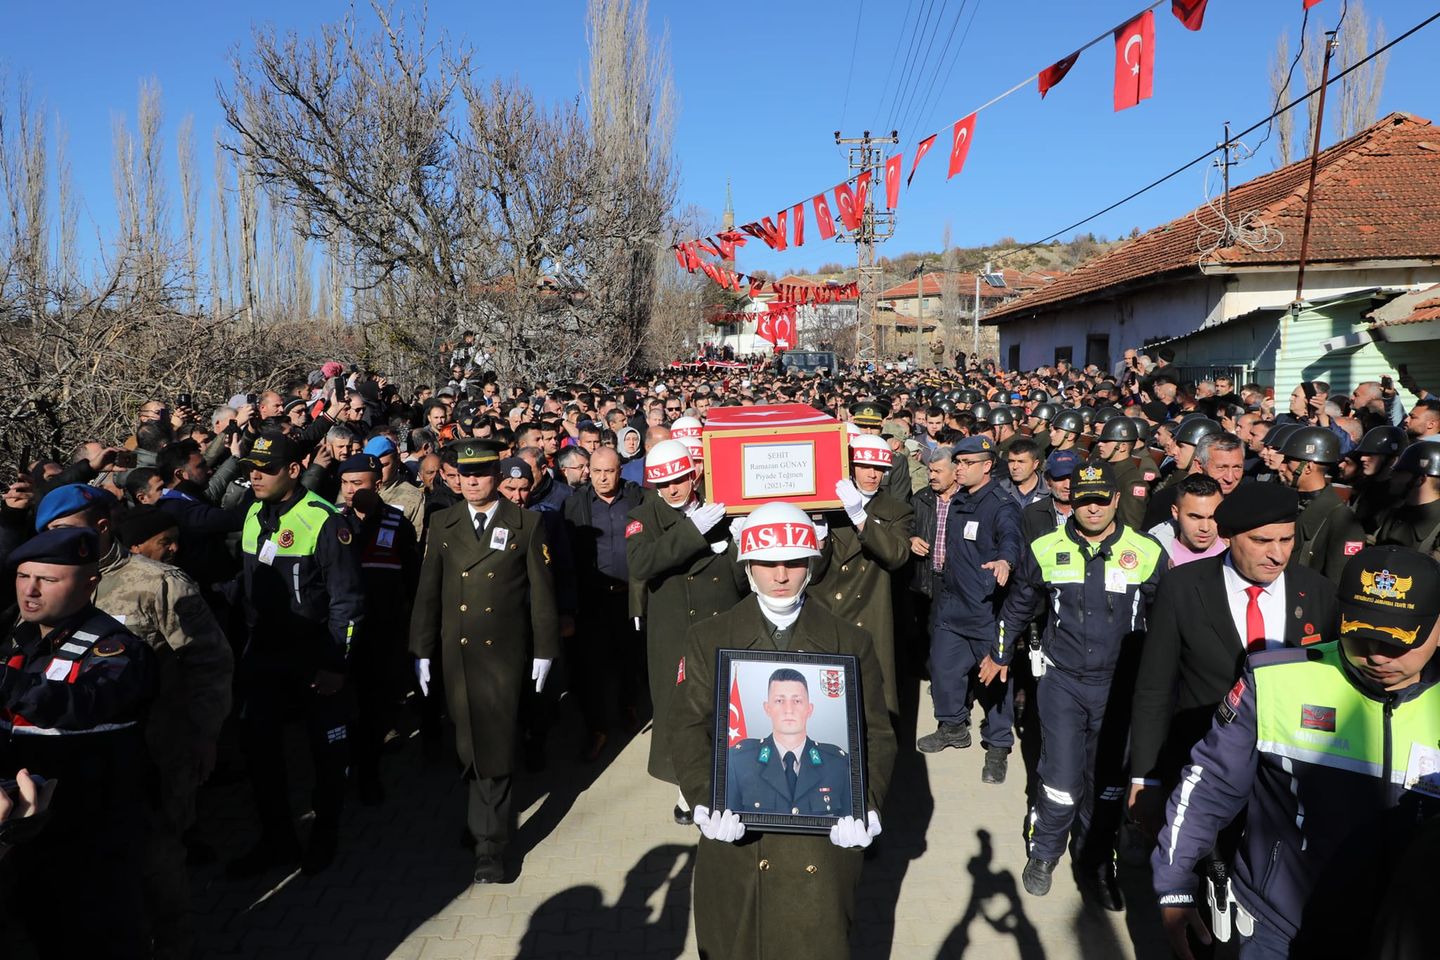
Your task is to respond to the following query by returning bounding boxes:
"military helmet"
[1051,410,1085,435]
[1076,406,1097,426]
[1353,425,1406,458]
[1280,426,1341,465]
[1129,418,1154,443]
[1031,402,1059,424]
[987,407,1016,428]
[1097,416,1139,444]
[1264,422,1300,451]
[970,402,992,421]
[736,502,822,563]
[1028,389,1050,403]
[1092,407,1121,428]
[1392,440,1440,478]
[1175,417,1222,447]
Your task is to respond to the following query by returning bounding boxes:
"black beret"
[115,505,180,549]
[337,454,382,476]
[1214,482,1299,533]
[8,527,101,568]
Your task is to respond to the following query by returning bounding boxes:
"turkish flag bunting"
[740,210,789,251]
[1114,11,1155,111]
[833,172,871,231]
[1303,0,1322,9]
[755,311,776,346]
[947,112,977,180]
[907,134,937,186]
[1038,51,1080,98]
[728,676,748,746]
[713,229,748,261]
[791,202,805,247]
[812,193,837,240]
[1171,0,1209,30]
[885,154,902,209]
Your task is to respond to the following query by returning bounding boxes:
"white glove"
[829,810,882,849]
[415,658,431,697]
[728,516,747,542]
[689,501,727,535]
[710,539,729,554]
[693,805,746,843]
[532,658,553,693]
[835,480,868,528]
[633,617,644,631]
[813,519,829,542]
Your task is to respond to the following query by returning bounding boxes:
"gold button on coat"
[805,865,817,875]
[758,859,770,871]
[459,637,468,646]
[460,604,468,612]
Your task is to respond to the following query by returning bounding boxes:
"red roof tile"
[987,113,1440,323]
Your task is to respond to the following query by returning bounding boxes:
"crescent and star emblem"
[1124,34,1143,75]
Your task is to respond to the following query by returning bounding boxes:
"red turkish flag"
[1038,51,1080,98]
[947,112,977,180]
[1303,0,1322,8]
[740,210,789,251]
[907,134,937,186]
[755,311,775,346]
[790,202,805,247]
[1171,0,1209,30]
[1114,11,1155,112]
[727,676,748,747]
[770,304,796,349]
[812,193,837,240]
[885,154,902,209]
[833,171,871,231]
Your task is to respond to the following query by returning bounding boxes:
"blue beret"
[953,435,996,456]
[35,483,115,533]
[1045,449,1084,479]
[338,454,382,476]
[362,436,397,458]
[9,527,101,568]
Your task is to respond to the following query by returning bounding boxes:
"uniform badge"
[758,745,771,763]
[1343,541,1363,556]
[277,529,295,549]
[1118,550,1138,570]
[1301,633,1324,646]
[808,746,822,766]
[93,638,125,657]
[336,527,353,546]
[1131,484,1148,498]
[489,526,509,550]
[1218,677,1244,724]
[625,520,644,538]
[820,668,844,699]
[1300,704,1336,732]
[1055,552,1071,565]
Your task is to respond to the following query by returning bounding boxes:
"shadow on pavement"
[935,829,1045,960]
[514,843,694,959]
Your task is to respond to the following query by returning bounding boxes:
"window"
[1086,335,1110,371]
[1054,345,1073,365]
[1007,344,1021,371]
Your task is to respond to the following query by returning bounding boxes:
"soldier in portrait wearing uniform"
[670,503,896,960]
[625,439,746,823]
[725,668,853,818]
[410,438,559,884]
[1,527,158,958]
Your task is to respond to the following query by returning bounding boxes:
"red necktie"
[1244,585,1266,652]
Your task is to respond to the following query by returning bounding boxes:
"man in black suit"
[1128,483,1338,835]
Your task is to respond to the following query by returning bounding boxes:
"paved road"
[193,680,1172,960]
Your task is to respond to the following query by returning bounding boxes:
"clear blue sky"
[5,0,1438,280]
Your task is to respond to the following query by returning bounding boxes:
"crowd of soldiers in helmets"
[0,341,1438,959]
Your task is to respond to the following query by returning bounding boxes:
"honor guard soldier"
[1374,440,1440,561]
[1279,426,1366,585]
[1154,418,1222,496]
[810,434,914,720]
[1001,461,1165,910]
[919,435,1023,785]
[1028,403,1059,457]
[337,454,420,804]
[1090,416,1150,530]
[1154,546,1440,960]
[229,434,365,879]
[669,503,896,960]
[1347,425,1407,534]
[849,400,913,503]
[410,439,559,883]
[625,439,745,822]
[986,406,1020,460]
[1048,410,1086,454]
[1,527,158,958]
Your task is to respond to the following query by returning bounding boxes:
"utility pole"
[912,259,927,371]
[1217,121,1239,243]
[834,129,898,365]
[972,262,986,359]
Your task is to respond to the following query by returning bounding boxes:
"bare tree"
[1336,0,1387,139]
[940,221,959,365]
[1269,31,1297,166]
[177,114,200,312]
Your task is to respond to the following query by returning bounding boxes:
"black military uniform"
[725,734,853,817]
[1282,427,1367,585]
[0,528,158,959]
[1091,417,1149,530]
[1374,441,1440,561]
[1348,426,1407,534]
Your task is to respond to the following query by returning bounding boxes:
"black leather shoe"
[1078,860,1126,912]
[916,723,972,753]
[673,805,693,826]
[473,854,505,884]
[1022,857,1057,896]
[981,747,1009,784]
[226,838,300,880]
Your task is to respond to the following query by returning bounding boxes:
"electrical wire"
[883,0,942,132]
[896,0,973,142]
[1251,7,1311,159]
[893,0,965,139]
[838,0,866,133]
[909,0,982,143]
[873,0,921,131]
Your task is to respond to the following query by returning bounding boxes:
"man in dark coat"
[409,439,559,884]
[626,440,746,821]
[670,503,896,960]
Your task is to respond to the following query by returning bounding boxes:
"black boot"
[916,722,972,753]
[1078,859,1126,912]
[1022,857,1057,896]
[981,747,1009,784]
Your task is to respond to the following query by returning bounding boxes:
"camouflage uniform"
[381,475,427,543]
[95,540,234,960]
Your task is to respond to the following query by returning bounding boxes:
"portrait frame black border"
[710,648,866,835]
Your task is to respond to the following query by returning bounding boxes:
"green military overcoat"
[1293,483,1368,586]
[670,597,897,960]
[626,492,747,782]
[409,498,559,778]
[808,491,914,717]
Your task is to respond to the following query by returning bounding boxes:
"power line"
[895,0,972,141]
[838,0,867,132]
[908,0,983,142]
[894,0,966,139]
[874,0,920,130]
[970,6,1440,275]
[883,0,941,131]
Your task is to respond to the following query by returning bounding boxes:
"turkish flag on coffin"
[947,112,977,180]
[1114,11,1155,111]
[728,676,748,747]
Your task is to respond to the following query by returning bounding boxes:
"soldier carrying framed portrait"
[710,649,866,834]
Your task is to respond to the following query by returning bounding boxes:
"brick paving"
[192,684,1172,959]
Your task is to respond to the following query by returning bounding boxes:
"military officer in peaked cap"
[410,438,559,884]
[850,400,913,504]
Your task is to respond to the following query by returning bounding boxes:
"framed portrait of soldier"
[711,649,866,834]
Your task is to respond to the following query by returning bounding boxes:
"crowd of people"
[1,341,1438,959]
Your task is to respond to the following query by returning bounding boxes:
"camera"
[246,393,258,406]
[176,393,192,409]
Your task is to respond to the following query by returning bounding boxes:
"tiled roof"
[880,268,1053,300]
[987,112,1440,323]
[1374,295,1440,327]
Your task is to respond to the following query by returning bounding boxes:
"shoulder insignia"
[1342,541,1363,556]
[1055,552,1071,565]
[758,745,771,763]
[92,638,126,658]
[277,529,295,549]
[626,520,644,538]
[1132,484,1148,498]
[1118,550,1139,570]
[336,527,353,546]
[809,746,822,766]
